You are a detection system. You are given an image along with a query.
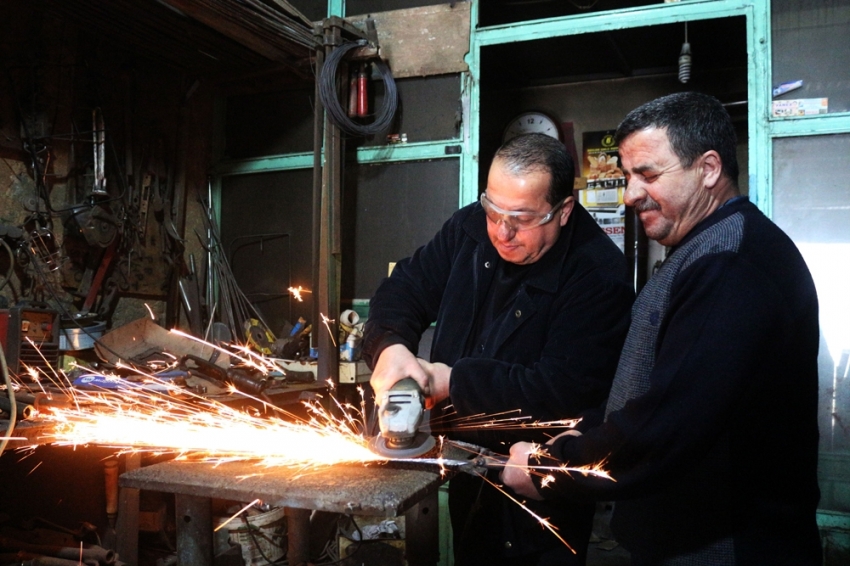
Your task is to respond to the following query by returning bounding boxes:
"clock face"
[502,111,562,143]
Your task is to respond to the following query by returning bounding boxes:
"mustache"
[635,197,661,213]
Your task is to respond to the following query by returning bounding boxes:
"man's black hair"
[615,92,739,185]
[493,133,575,204]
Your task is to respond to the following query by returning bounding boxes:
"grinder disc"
[369,432,437,458]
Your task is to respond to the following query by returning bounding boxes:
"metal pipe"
[174,494,212,566]
[284,507,311,566]
[0,538,115,564]
[0,397,35,420]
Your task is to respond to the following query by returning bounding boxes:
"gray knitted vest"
[605,211,745,566]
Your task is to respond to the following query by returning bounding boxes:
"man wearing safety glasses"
[363,133,635,565]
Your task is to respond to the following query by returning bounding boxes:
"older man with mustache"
[503,92,823,566]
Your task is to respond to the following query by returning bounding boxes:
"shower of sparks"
[320,313,337,347]
[288,286,311,302]
[169,329,278,374]
[26,379,385,469]
[6,330,615,553]
[144,303,156,320]
[430,407,582,436]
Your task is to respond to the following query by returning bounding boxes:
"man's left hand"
[416,359,451,409]
[501,442,545,501]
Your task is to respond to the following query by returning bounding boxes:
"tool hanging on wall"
[318,37,398,136]
[347,63,370,118]
[357,63,369,118]
[92,108,107,196]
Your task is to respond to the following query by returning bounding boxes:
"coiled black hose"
[318,40,398,137]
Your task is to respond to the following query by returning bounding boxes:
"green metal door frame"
[461,0,770,211]
[213,0,850,218]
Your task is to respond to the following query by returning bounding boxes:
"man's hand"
[370,344,430,399]
[416,359,452,409]
[501,442,545,501]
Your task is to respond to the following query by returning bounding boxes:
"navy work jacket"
[363,201,634,450]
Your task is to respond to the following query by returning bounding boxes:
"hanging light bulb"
[678,23,692,84]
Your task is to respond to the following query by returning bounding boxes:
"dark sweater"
[537,198,823,565]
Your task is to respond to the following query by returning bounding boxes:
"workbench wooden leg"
[285,507,311,566]
[175,494,213,566]
[115,453,140,566]
[405,489,439,566]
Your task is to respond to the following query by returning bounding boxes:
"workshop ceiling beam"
[159,0,317,63]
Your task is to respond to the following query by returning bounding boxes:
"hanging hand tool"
[92,108,107,196]
[139,173,152,239]
[357,63,369,117]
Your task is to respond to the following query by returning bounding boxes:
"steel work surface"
[120,459,445,517]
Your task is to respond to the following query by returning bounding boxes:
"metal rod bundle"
[197,196,274,345]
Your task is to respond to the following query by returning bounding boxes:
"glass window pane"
[772,0,850,115]
[773,134,850,512]
[478,0,657,27]
[346,0,447,15]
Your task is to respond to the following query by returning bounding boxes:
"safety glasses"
[479,192,568,232]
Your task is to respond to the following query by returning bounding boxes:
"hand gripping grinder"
[369,377,436,458]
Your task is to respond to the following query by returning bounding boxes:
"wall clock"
[502,111,562,143]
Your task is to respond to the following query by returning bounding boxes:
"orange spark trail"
[478,472,576,554]
[288,286,311,302]
[28,379,385,470]
[215,499,262,532]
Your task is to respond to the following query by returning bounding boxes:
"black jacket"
[363,201,634,561]
[363,201,634,448]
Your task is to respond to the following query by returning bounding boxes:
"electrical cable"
[0,340,16,458]
[318,40,398,137]
[0,239,14,292]
[239,514,286,565]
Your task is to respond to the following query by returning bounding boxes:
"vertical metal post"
[115,453,141,566]
[312,36,325,363]
[313,22,344,388]
[174,494,213,566]
[285,507,312,565]
[404,489,440,566]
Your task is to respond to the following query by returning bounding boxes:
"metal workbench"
[121,458,446,565]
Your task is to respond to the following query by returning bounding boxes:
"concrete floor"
[587,539,631,566]
[586,503,631,566]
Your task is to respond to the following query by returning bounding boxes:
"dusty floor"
[587,539,631,566]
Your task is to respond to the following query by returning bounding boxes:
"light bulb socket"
[678,42,692,84]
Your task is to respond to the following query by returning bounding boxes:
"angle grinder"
[369,377,436,458]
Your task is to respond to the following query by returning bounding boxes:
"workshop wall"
[220,73,463,332]
[219,170,315,335]
[1,1,214,331]
[342,159,460,300]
